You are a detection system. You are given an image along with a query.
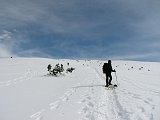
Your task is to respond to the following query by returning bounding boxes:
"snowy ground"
[0,58,160,120]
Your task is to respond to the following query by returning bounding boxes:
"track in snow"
[0,58,159,120]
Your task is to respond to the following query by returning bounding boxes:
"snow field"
[0,58,160,120]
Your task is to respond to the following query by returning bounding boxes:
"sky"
[0,0,160,61]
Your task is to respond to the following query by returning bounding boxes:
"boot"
[109,83,112,85]
[105,83,109,87]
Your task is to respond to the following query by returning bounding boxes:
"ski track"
[1,60,158,120]
[123,75,160,96]
[93,66,155,120]
[0,69,38,88]
[30,67,101,120]
[77,77,98,120]
[30,87,77,120]
[117,71,155,120]
[121,72,158,120]
[93,67,129,120]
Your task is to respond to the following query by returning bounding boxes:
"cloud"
[1,0,160,35]
[1,0,160,38]
[0,44,13,57]
[17,48,52,58]
[0,30,14,57]
[0,0,160,61]
[0,1,46,27]
[0,30,29,57]
[111,52,160,62]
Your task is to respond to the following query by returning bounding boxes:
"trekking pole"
[115,72,119,86]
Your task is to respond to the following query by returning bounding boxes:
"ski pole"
[115,72,119,86]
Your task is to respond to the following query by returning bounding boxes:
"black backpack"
[102,63,108,73]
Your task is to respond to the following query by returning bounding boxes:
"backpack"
[102,63,108,73]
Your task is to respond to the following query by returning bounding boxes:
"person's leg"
[106,74,109,87]
[109,74,112,85]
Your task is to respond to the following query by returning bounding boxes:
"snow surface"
[0,58,160,120]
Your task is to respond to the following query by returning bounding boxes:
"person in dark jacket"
[103,60,116,87]
[47,64,52,73]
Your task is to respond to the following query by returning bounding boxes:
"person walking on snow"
[47,64,52,73]
[103,60,116,87]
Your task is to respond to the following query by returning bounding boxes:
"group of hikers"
[47,64,64,76]
[47,60,116,87]
[47,63,75,76]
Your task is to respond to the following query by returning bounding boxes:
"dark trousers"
[105,73,112,85]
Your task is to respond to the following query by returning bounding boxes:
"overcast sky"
[0,0,160,61]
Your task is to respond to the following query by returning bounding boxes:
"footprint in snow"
[82,106,90,113]
[86,113,95,120]
[62,95,69,102]
[30,109,45,120]
[143,99,155,110]
[133,94,141,99]
[87,102,94,108]
[63,88,76,101]
[50,101,60,110]
[87,96,91,100]
[132,106,154,120]
[80,99,86,103]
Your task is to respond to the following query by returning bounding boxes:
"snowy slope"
[0,58,160,120]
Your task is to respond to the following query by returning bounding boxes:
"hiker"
[47,64,52,73]
[103,60,116,87]
[60,64,64,73]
